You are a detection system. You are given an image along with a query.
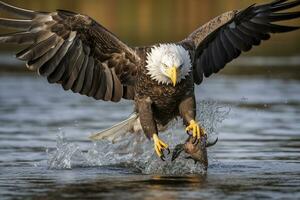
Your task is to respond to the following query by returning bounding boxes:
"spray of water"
[46,100,230,174]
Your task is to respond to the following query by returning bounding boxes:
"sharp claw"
[153,134,169,161]
[206,137,218,148]
[166,148,170,155]
[172,144,184,161]
[202,136,207,145]
[192,136,198,144]
[192,137,196,144]
[186,130,191,136]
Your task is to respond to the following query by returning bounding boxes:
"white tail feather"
[89,113,139,143]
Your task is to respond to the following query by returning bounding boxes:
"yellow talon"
[153,134,170,161]
[185,120,206,140]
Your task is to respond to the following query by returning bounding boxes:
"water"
[0,74,300,199]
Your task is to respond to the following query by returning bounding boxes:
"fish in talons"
[171,135,218,169]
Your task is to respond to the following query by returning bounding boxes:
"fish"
[171,135,218,169]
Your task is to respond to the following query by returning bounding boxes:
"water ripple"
[0,75,300,199]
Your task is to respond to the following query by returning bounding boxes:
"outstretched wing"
[183,0,300,84]
[0,1,139,101]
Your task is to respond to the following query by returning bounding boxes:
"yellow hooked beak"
[167,66,177,87]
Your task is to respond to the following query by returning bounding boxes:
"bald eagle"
[0,0,299,160]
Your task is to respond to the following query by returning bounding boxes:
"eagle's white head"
[146,44,192,86]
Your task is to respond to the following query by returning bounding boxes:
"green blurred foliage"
[0,0,300,56]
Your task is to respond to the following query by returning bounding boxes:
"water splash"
[197,100,231,136]
[47,132,82,169]
[47,100,230,174]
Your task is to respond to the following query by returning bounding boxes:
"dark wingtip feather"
[271,0,289,5]
[0,1,36,18]
[271,0,300,12]
[237,4,257,20]
[0,18,32,30]
[265,11,300,22]
[56,9,77,19]
[16,34,57,61]
[269,24,300,33]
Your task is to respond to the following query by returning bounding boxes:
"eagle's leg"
[179,96,206,144]
[137,97,170,160]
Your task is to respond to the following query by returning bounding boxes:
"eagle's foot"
[185,120,206,144]
[153,134,170,161]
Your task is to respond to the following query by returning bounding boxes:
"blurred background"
[0,0,300,75]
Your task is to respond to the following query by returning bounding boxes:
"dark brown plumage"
[186,0,300,84]
[0,0,299,160]
[0,1,139,102]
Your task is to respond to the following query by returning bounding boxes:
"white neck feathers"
[145,44,192,85]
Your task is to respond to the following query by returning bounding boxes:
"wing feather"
[95,68,107,100]
[111,68,123,102]
[184,0,300,84]
[0,30,53,44]
[104,66,113,101]
[0,1,139,101]
[72,54,90,93]
[64,43,85,90]
[39,32,77,76]
[0,18,32,29]
[29,38,64,71]
[88,62,101,97]
[80,57,94,95]
[16,34,58,61]
[0,1,36,18]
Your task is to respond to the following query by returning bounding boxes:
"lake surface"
[0,74,300,199]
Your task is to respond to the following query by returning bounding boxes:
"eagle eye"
[162,63,168,68]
